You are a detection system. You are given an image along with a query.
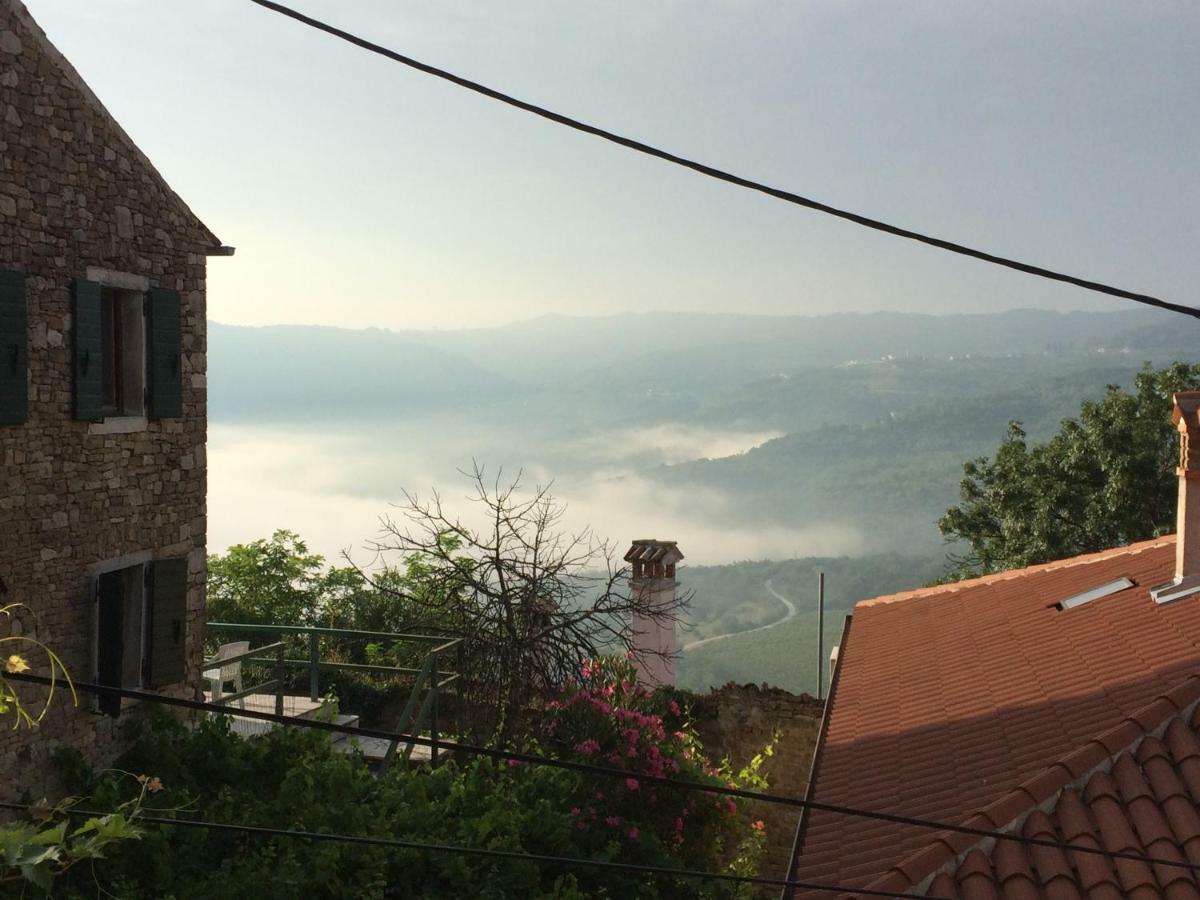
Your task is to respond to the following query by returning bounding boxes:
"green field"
[676,553,944,695]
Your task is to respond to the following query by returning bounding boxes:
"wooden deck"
[203,692,431,764]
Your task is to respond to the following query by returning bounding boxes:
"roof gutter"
[206,245,236,257]
[780,612,853,900]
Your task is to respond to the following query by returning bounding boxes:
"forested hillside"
[676,554,945,695]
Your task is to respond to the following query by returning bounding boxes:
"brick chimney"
[1174,392,1200,582]
[625,539,683,688]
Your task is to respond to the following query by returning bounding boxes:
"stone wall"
[0,0,214,797]
[690,682,825,883]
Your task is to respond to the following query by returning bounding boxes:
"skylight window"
[1057,577,1135,611]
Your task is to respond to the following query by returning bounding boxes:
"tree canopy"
[938,362,1200,579]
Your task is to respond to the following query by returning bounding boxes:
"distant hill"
[210,307,1199,425]
[208,322,520,420]
[649,360,1161,555]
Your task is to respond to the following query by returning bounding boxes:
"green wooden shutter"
[95,571,124,717]
[146,288,182,419]
[72,279,103,421]
[0,270,26,425]
[146,558,188,687]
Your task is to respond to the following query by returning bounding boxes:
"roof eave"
[781,611,853,899]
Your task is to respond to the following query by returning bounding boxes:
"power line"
[245,0,1200,321]
[12,671,1200,877]
[0,800,945,898]
[8,672,804,809]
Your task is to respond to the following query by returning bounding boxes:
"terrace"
[202,622,463,768]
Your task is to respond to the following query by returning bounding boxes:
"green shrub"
[51,658,766,899]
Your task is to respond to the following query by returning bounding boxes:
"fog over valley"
[207,308,1200,691]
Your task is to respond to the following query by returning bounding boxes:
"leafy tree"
[206,530,430,633]
[939,362,1200,578]
[206,530,325,625]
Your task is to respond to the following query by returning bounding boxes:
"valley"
[206,307,1200,692]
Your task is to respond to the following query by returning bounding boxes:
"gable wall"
[0,1,211,794]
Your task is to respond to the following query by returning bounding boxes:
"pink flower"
[669,701,681,716]
[574,739,601,755]
[627,827,639,841]
[570,807,581,816]
[606,815,621,826]
[626,778,639,791]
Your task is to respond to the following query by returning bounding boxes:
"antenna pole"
[817,572,825,700]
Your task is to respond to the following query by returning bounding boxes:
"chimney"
[1174,392,1200,583]
[625,539,683,688]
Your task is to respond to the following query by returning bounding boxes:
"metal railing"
[203,641,286,714]
[379,638,460,773]
[205,623,462,766]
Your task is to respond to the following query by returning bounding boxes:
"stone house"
[0,0,229,790]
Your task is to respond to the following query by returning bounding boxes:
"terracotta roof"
[790,536,1200,896]
[624,540,684,565]
[867,673,1200,898]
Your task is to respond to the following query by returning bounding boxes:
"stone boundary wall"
[689,682,825,884]
[0,1,212,798]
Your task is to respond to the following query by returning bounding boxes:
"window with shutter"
[0,270,26,425]
[146,288,182,419]
[95,570,125,718]
[72,279,104,422]
[146,558,188,687]
[93,561,157,716]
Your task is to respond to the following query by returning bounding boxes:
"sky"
[22,0,1200,330]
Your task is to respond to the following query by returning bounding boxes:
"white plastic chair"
[203,641,250,708]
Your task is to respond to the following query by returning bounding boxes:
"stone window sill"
[88,416,148,435]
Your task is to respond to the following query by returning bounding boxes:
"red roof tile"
[877,701,1200,899]
[790,536,1200,895]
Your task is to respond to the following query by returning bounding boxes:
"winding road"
[681,579,797,653]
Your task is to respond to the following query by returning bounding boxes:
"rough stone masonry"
[0,0,222,797]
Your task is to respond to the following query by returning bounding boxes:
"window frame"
[89,550,153,715]
[84,268,150,433]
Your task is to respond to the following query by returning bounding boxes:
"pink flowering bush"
[545,656,768,896]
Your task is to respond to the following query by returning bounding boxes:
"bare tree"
[354,465,686,746]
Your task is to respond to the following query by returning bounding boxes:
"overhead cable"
[244,0,1200,320]
[0,800,947,898]
[11,671,1200,876]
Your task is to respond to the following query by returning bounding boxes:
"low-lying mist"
[207,420,863,567]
